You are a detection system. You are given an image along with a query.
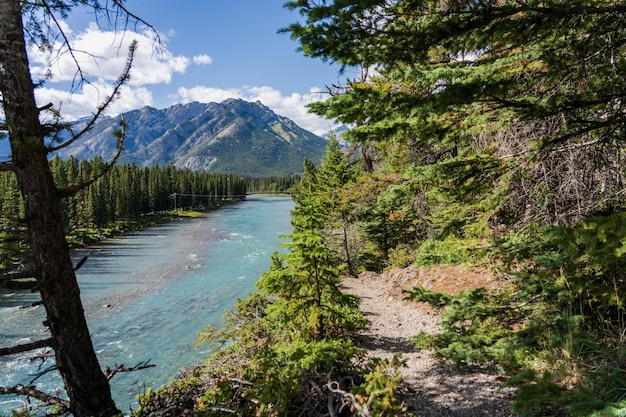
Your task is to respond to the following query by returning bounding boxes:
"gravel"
[342,267,520,417]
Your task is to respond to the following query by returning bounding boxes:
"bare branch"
[56,119,126,198]
[103,360,156,380]
[496,293,543,310]
[39,0,90,94]
[327,380,373,417]
[0,385,70,411]
[38,102,54,112]
[48,41,136,154]
[208,406,237,414]
[73,251,93,272]
[111,0,161,44]
[0,338,52,357]
[49,45,132,199]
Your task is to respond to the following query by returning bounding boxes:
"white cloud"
[177,85,336,135]
[193,54,213,65]
[28,22,190,86]
[25,22,337,136]
[35,81,154,121]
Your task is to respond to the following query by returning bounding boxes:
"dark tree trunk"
[0,1,119,416]
[340,211,355,276]
[361,144,374,173]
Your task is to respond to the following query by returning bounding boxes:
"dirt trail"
[342,266,519,416]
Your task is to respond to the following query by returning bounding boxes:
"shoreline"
[66,199,245,249]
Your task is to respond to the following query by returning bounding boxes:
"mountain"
[55,99,329,177]
[321,124,350,140]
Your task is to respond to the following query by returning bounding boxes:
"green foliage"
[387,243,416,269]
[409,331,437,350]
[260,147,368,339]
[245,174,300,193]
[414,236,493,266]
[350,356,404,416]
[0,157,248,254]
[258,244,366,340]
[406,155,506,236]
[499,213,626,321]
[399,214,626,415]
[511,371,568,417]
[287,1,626,153]
[136,379,202,417]
[589,401,626,417]
[356,239,388,273]
[188,281,370,415]
[509,370,626,417]
[404,286,452,309]
[281,1,626,416]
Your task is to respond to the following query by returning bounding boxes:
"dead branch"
[73,251,93,272]
[327,380,372,417]
[228,378,253,387]
[45,35,137,200]
[30,351,54,361]
[55,118,127,198]
[0,385,70,411]
[0,338,53,357]
[48,40,135,155]
[37,0,90,94]
[104,360,156,380]
[110,0,160,42]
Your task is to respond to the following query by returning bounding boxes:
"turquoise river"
[0,195,294,414]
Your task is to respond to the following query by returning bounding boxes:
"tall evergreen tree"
[261,145,365,339]
[285,0,626,226]
[316,138,359,274]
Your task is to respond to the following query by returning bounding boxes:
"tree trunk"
[361,144,374,173]
[341,211,355,276]
[0,1,119,416]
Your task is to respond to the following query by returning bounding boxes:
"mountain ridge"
[55,98,329,177]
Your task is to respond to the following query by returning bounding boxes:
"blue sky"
[1,1,351,157]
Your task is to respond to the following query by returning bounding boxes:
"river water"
[0,196,294,413]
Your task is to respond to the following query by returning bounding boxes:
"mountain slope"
[55,99,328,177]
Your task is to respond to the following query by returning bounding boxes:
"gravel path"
[342,267,519,417]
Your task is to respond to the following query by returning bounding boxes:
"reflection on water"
[0,196,293,413]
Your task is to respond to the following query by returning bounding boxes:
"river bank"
[1,196,294,414]
[65,198,245,249]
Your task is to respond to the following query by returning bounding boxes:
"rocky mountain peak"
[55,100,328,178]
